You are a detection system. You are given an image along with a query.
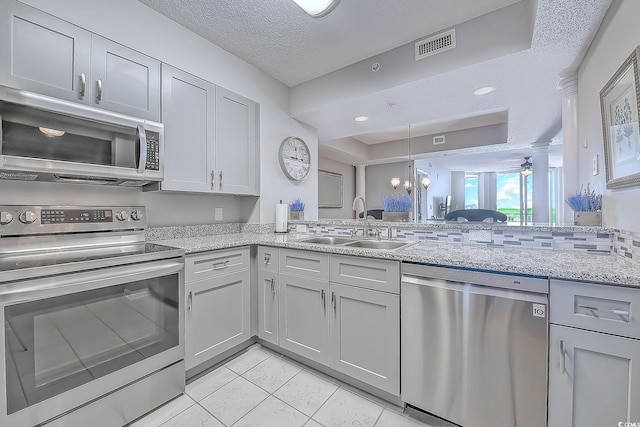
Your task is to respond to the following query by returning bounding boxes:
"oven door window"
[4,274,179,415]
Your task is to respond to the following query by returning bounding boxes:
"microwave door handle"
[137,124,148,174]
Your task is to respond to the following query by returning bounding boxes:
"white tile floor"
[130,345,432,427]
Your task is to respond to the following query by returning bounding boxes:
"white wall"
[414,159,452,218]
[318,157,355,219]
[5,0,319,225]
[578,0,640,231]
[364,162,410,210]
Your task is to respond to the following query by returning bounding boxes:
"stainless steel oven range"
[0,205,185,427]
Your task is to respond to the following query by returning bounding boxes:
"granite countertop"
[152,232,640,288]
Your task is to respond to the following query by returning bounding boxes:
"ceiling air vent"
[433,135,446,145]
[415,29,456,61]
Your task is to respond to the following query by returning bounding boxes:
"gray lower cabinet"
[257,269,279,345]
[0,0,161,121]
[548,325,640,426]
[278,272,330,365]
[548,279,640,426]
[329,282,399,395]
[185,248,251,371]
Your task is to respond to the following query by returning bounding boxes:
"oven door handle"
[0,260,183,303]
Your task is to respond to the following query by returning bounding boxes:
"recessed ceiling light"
[473,86,495,96]
[354,116,369,122]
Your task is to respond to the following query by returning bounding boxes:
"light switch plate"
[296,224,307,233]
[592,155,599,176]
[214,207,223,221]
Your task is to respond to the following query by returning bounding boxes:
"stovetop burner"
[0,205,183,283]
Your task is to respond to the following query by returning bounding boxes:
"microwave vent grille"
[0,171,38,181]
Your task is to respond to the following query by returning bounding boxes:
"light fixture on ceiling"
[473,86,495,96]
[391,177,400,189]
[354,115,368,122]
[403,124,414,195]
[520,156,533,176]
[39,127,65,137]
[293,0,340,18]
[421,176,431,189]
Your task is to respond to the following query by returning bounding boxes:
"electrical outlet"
[296,224,307,233]
[469,229,491,242]
[214,208,223,221]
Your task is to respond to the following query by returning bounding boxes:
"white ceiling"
[137,0,613,167]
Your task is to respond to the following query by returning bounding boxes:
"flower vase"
[573,211,602,226]
[382,211,409,222]
[290,211,304,221]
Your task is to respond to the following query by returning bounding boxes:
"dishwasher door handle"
[402,274,548,304]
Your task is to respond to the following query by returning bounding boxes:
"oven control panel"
[0,206,146,236]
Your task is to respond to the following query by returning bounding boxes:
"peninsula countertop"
[152,232,640,288]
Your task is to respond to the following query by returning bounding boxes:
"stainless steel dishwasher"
[401,263,548,427]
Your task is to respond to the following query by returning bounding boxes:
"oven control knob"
[19,210,37,224]
[115,210,129,221]
[0,211,13,225]
[130,210,143,221]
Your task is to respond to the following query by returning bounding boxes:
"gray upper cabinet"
[154,66,259,195]
[0,1,90,103]
[0,1,160,121]
[215,87,258,195]
[159,64,216,192]
[90,36,160,121]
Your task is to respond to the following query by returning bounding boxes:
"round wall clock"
[278,137,311,181]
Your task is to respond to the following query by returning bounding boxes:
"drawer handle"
[559,339,566,374]
[187,291,193,312]
[577,304,630,319]
[213,260,230,270]
[211,170,215,190]
[264,254,271,264]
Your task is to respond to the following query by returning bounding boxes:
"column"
[355,164,366,197]
[560,71,579,225]
[531,141,551,224]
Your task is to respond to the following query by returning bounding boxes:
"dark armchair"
[445,209,507,223]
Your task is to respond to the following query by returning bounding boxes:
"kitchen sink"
[342,240,413,250]
[294,235,414,250]
[295,236,356,245]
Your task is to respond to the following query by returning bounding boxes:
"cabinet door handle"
[577,304,630,319]
[187,291,193,312]
[96,79,102,102]
[559,339,566,374]
[79,73,86,98]
[270,278,275,296]
[332,291,336,314]
[211,170,215,190]
[213,260,229,270]
[321,289,325,309]
[219,171,223,190]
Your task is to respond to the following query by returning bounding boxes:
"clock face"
[279,137,311,181]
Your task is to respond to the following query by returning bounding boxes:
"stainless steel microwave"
[0,86,163,186]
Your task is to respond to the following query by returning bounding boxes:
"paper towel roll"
[275,203,288,233]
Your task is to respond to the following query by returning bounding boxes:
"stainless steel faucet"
[352,196,368,238]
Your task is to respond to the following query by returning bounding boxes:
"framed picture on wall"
[318,170,343,208]
[600,45,640,189]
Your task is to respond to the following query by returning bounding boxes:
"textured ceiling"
[136,0,521,86]
[137,0,613,168]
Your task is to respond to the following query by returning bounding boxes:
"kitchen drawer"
[550,279,640,339]
[257,246,279,272]
[279,249,329,281]
[185,247,250,283]
[330,255,400,293]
